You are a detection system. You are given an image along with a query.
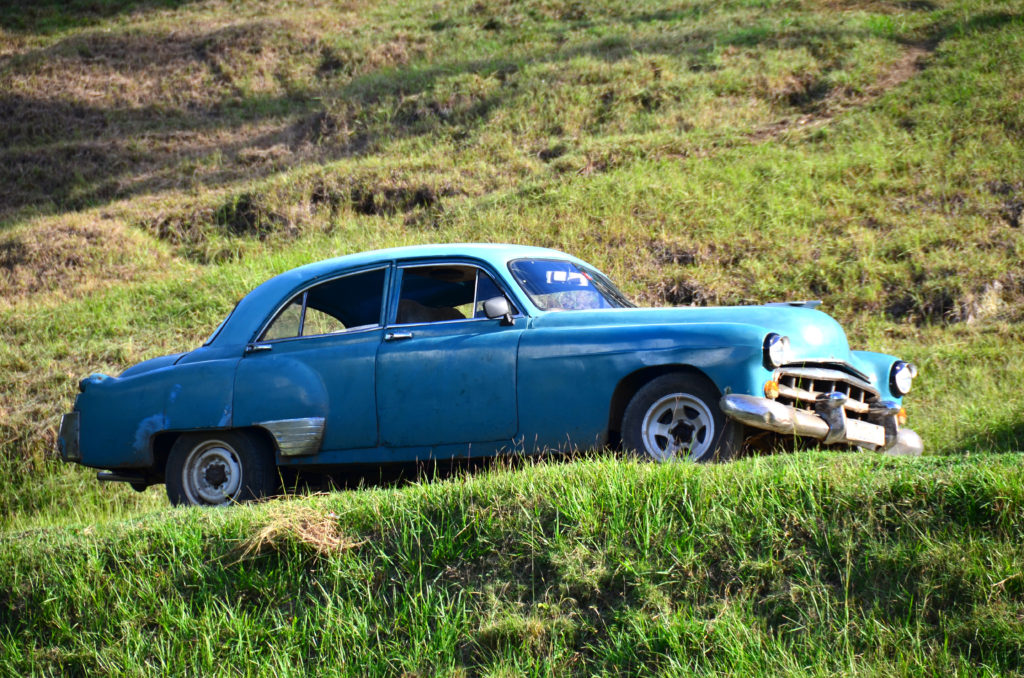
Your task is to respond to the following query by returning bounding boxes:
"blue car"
[58,244,922,506]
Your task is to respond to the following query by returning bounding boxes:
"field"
[1,0,1023,673]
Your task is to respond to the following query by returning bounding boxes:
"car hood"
[529,305,852,361]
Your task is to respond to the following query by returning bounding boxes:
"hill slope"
[3,454,1024,675]
[2,0,1023,527]
[1,0,1024,671]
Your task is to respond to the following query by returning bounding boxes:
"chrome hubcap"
[641,394,715,461]
[182,440,242,505]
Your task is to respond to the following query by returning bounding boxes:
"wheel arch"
[606,364,720,448]
[151,426,279,480]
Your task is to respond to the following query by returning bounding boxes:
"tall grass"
[2,454,1022,675]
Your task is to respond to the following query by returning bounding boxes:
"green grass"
[3,454,1024,675]
[1,0,1023,671]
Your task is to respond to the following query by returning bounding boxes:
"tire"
[621,373,744,462]
[165,431,276,506]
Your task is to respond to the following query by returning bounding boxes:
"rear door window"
[261,268,387,340]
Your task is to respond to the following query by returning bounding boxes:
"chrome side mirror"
[483,296,514,326]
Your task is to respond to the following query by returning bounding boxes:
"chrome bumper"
[57,412,81,462]
[720,393,923,456]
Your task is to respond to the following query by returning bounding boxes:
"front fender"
[850,350,904,402]
[516,322,772,449]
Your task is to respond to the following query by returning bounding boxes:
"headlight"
[763,333,791,368]
[890,361,918,396]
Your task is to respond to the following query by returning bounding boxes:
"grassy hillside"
[3,454,1024,675]
[1,0,1023,671]
[2,0,1023,527]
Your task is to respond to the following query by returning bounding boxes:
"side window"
[263,297,302,340]
[473,270,515,318]
[395,265,515,324]
[260,268,386,341]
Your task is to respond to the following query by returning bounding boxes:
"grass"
[1,0,1023,671]
[3,454,1024,675]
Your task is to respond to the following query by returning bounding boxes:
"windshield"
[508,259,634,311]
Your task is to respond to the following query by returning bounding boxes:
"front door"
[376,263,523,448]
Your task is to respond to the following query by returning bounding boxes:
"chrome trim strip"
[253,265,390,344]
[782,361,872,384]
[257,417,325,457]
[57,412,80,462]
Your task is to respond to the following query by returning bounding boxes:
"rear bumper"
[720,393,923,456]
[57,412,81,462]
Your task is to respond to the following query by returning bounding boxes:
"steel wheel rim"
[640,393,715,461]
[182,439,242,505]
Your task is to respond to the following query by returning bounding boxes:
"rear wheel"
[621,374,743,462]
[165,431,276,506]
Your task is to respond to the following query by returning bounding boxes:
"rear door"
[233,266,388,452]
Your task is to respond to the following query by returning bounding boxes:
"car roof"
[211,243,583,346]
[283,243,580,280]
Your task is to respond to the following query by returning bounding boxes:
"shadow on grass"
[950,418,1024,454]
[2,9,1020,226]
[0,0,196,34]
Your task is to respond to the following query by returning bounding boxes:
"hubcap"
[640,393,715,461]
[182,440,243,505]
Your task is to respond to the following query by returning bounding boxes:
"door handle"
[385,331,413,342]
[245,343,273,353]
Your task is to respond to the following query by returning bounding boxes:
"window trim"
[252,265,391,344]
[388,261,524,328]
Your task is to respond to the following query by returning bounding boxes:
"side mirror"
[483,296,514,326]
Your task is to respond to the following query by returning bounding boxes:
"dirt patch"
[350,183,454,217]
[749,44,932,142]
[141,190,296,262]
[538,143,569,162]
[652,276,718,306]
[988,180,1023,228]
[215,193,292,238]
[885,273,1024,324]
[648,239,698,266]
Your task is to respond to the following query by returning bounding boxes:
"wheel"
[621,374,744,462]
[165,431,276,506]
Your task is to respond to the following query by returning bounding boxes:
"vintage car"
[58,244,922,506]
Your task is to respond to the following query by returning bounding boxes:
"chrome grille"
[775,366,879,422]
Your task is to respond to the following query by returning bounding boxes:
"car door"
[375,262,524,448]
[233,266,389,454]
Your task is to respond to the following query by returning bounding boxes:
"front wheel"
[165,431,276,506]
[621,374,743,462]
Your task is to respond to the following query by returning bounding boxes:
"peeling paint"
[218,404,232,428]
[133,413,168,454]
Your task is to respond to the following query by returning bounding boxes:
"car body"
[58,243,922,505]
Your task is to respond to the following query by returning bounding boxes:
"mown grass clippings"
[237,502,365,561]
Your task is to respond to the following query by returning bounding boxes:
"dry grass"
[0,215,171,308]
[238,502,365,559]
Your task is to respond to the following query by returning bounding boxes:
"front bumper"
[720,393,923,456]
